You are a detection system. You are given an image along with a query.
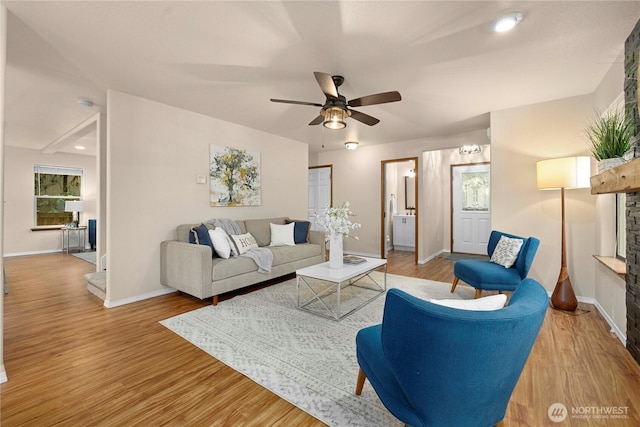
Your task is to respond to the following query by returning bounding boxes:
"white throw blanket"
[207,218,242,235]
[241,248,273,273]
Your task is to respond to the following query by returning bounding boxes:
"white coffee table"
[296,257,387,320]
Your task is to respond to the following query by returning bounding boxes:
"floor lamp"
[536,156,591,311]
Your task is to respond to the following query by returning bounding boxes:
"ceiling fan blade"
[270,98,323,107]
[308,115,324,126]
[349,109,380,126]
[314,72,339,99]
[348,91,402,107]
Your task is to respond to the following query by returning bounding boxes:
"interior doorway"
[308,165,332,231]
[380,158,418,264]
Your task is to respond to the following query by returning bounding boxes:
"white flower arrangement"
[316,202,361,239]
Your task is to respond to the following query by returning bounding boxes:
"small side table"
[61,226,87,253]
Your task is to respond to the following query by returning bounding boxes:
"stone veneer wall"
[625,18,640,365]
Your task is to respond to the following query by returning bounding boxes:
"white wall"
[4,146,97,255]
[592,56,628,339]
[490,94,596,298]
[1,4,7,385]
[105,90,309,306]
[312,129,488,259]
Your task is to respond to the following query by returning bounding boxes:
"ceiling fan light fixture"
[322,107,348,130]
[493,12,523,33]
[344,141,358,150]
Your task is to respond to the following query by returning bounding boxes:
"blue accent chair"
[355,279,548,427]
[450,230,540,298]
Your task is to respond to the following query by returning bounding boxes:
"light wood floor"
[1,251,640,426]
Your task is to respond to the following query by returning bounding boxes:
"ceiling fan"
[270,72,402,129]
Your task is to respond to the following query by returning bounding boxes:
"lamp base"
[551,266,578,311]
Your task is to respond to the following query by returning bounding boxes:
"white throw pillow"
[226,233,239,257]
[490,235,524,268]
[430,294,507,311]
[208,228,231,259]
[229,232,259,255]
[269,222,295,246]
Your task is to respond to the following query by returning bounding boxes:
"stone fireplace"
[624,19,640,365]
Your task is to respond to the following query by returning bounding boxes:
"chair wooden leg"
[355,368,367,395]
[450,277,459,293]
[475,289,482,299]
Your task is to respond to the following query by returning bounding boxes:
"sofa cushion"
[429,294,507,311]
[269,222,296,246]
[271,243,321,266]
[211,256,259,281]
[286,219,311,244]
[490,235,523,268]
[245,217,287,247]
[189,224,215,254]
[210,243,323,281]
[229,232,259,255]
[177,223,213,243]
[208,228,232,259]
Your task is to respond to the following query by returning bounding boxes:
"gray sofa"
[160,217,325,304]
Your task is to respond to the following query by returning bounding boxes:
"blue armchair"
[450,230,540,298]
[355,278,548,427]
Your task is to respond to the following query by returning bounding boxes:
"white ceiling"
[3,1,640,155]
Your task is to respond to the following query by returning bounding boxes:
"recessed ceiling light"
[74,145,86,150]
[493,12,523,33]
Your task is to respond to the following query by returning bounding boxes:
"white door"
[308,167,331,231]
[452,164,491,254]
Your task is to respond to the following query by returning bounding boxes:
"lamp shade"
[536,156,591,190]
[64,201,84,212]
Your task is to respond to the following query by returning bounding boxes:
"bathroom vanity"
[393,215,415,251]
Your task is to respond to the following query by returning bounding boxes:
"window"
[34,165,82,227]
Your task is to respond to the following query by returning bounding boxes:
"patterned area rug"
[160,272,475,426]
[71,251,96,265]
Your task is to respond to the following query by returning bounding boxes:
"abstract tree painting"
[209,145,261,206]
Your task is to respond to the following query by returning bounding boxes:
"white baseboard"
[104,287,177,308]
[592,299,626,345]
[4,249,60,257]
[0,364,7,384]
[546,292,626,346]
[419,249,449,264]
[5,247,92,258]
